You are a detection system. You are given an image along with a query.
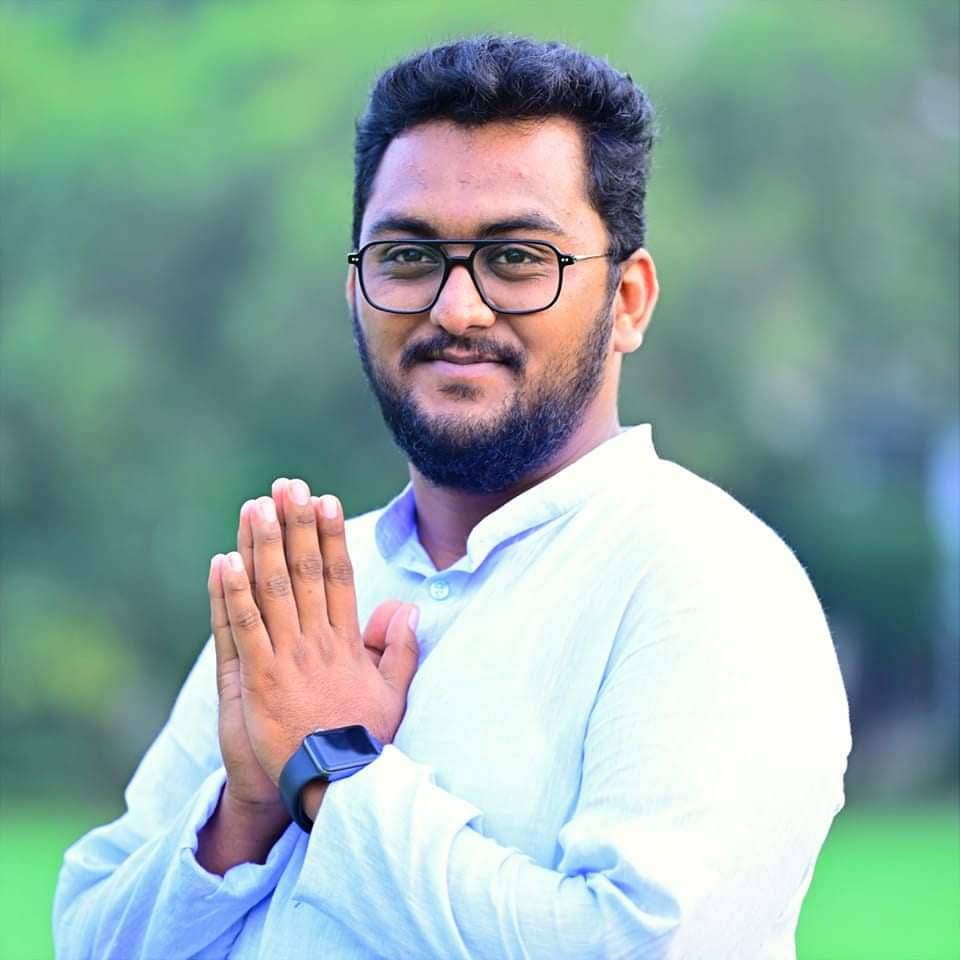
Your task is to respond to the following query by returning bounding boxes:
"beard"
[350,294,614,494]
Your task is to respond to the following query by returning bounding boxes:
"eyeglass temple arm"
[560,252,612,266]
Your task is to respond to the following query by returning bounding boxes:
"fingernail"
[259,497,277,522]
[228,552,244,572]
[290,479,310,506]
[320,495,339,520]
[407,605,420,632]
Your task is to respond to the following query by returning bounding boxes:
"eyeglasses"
[347,239,610,316]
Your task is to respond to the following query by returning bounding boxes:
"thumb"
[363,598,405,654]
[378,604,420,695]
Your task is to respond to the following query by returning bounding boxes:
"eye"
[488,245,545,266]
[482,243,553,281]
[381,245,441,265]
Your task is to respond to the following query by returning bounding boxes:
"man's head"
[347,36,659,494]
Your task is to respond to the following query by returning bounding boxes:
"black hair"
[352,35,656,261]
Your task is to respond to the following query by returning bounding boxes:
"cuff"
[176,767,301,903]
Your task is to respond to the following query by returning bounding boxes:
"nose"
[429,264,496,335]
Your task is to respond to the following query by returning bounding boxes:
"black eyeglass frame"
[347,238,611,316]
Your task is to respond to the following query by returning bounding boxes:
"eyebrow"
[364,211,570,241]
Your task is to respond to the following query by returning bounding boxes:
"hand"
[214,477,420,785]
[238,478,403,669]
[208,553,286,813]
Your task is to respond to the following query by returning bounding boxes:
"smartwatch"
[279,724,383,832]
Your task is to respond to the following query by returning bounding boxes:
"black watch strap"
[279,744,325,832]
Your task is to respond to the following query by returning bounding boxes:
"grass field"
[1,802,957,959]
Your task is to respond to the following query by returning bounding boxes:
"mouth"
[424,358,506,379]
[416,348,511,380]
[429,350,504,365]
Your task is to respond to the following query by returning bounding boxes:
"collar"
[374,424,657,574]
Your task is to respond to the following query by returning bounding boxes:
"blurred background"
[1,1,957,957]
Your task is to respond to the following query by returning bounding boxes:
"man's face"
[349,118,620,494]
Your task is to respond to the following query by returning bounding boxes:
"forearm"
[196,783,290,876]
[54,768,298,960]
[291,748,672,960]
[291,741,845,960]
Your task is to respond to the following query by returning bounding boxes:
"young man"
[54,36,851,959]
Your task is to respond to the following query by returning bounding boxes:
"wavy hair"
[352,35,657,261]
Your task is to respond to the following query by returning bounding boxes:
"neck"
[410,405,622,571]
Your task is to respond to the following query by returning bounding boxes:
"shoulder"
[667,460,798,553]
[605,458,850,754]
[602,456,834,663]
[607,456,813,594]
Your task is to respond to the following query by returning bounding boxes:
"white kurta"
[54,425,851,959]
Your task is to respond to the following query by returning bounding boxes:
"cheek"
[355,307,403,360]
[522,325,579,375]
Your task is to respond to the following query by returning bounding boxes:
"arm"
[52,638,300,960]
[195,482,395,873]
[290,559,851,959]
[54,479,408,960]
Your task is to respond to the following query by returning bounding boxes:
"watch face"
[305,725,381,774]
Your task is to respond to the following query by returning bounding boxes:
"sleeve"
[53,638,301,960]
[289,541,852,959]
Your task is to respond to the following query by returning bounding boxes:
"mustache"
[401,334,524,372]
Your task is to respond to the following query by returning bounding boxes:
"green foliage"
[1,573,134,717]
[0,1,957,806]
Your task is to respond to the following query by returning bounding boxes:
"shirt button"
[428,580,450,600]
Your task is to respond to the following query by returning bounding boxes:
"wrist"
[301,780,329,823]
[223,783,290,827]
[196,783,290,876]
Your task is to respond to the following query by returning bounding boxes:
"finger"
[378,604,420,696]
[271,477,290,529]
[282,478,328,637]
[250,496,301,648]
[314,494,361,641]
[363,599,404,656]
[237,500,257,591]
[220,551,273,670]
[240,482,289,590]
[363,599,404,667]
[209,554,240,698]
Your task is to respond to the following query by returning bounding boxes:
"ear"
[345,265,357,310]
[611,249,659,354]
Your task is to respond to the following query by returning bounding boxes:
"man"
[54,35,851,959]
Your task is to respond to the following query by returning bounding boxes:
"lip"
[434,351,503,364]
[425,359,506,379]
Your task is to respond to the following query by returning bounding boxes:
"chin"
[418,391,515,427]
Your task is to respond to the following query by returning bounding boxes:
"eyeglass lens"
[359,241,561,313]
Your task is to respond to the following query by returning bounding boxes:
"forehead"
[361,117,603,241]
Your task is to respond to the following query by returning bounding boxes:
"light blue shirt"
[54,425,851,959]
